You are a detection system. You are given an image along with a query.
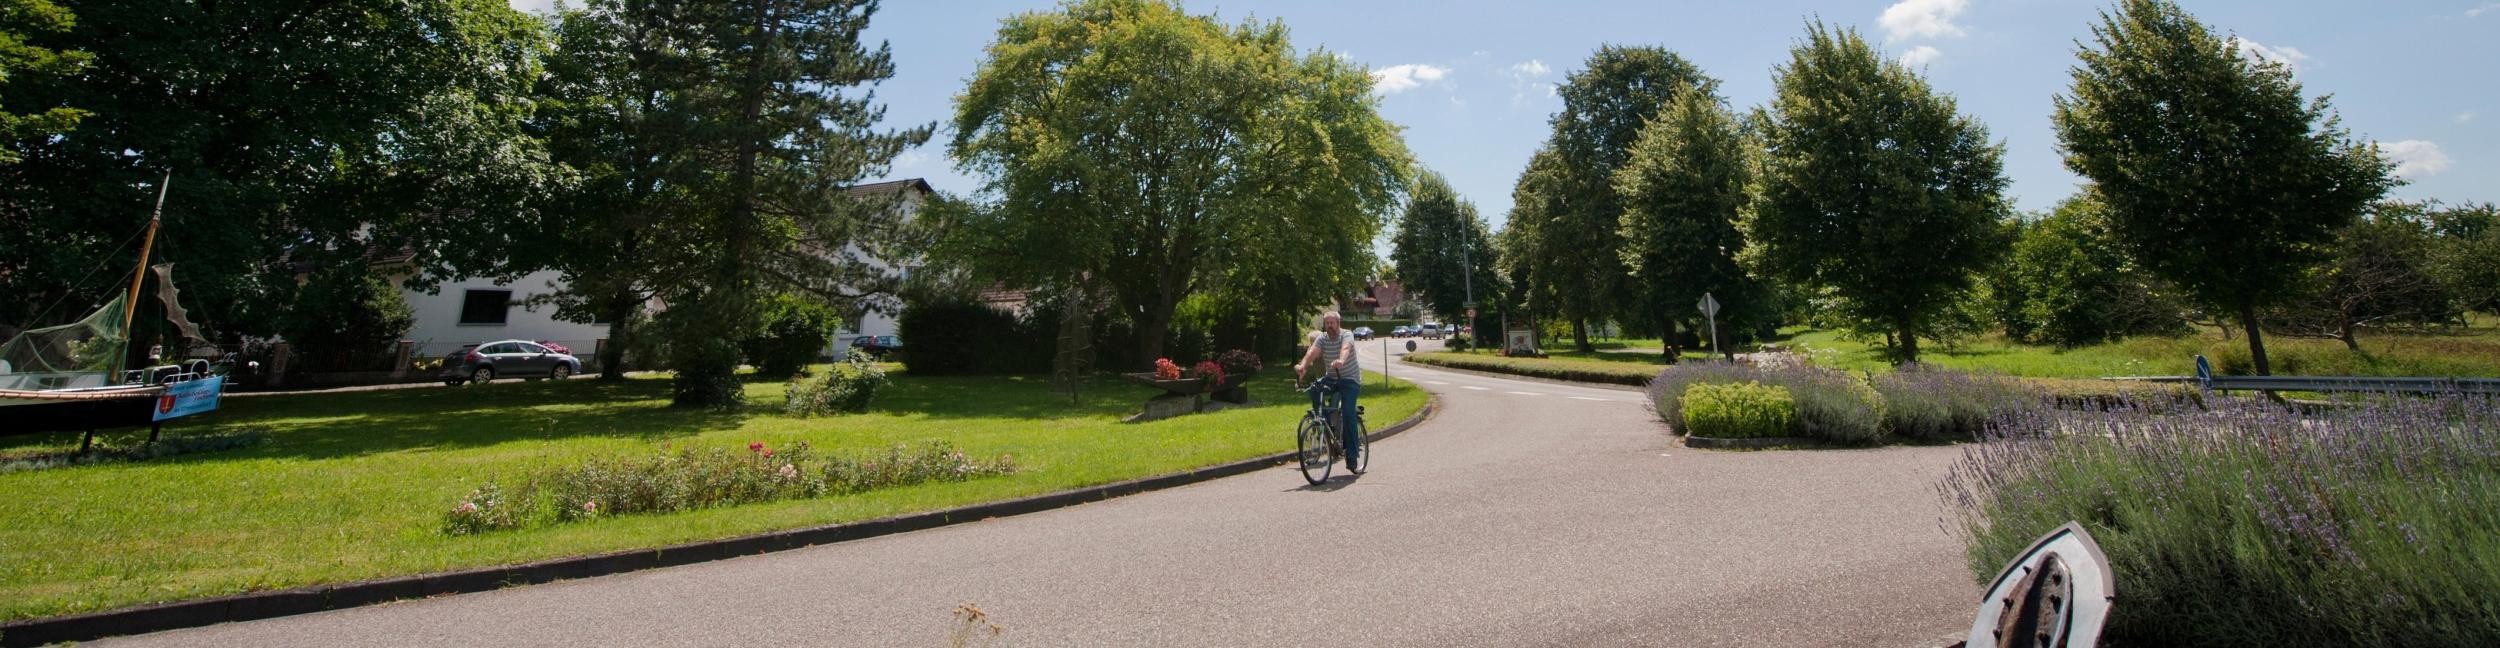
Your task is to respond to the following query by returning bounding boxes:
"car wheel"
[470,366,495,385]
[552,364,572,380]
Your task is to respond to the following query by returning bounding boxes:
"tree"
[1615,90,1764,360]
[1995,193,2189,347]
[281,268,416,372]
[1500,146,1569,343]
[0,0,88,164]
[1746,23,2011,364]
[1389,172,1498,333]
[2268,205,2458,349]
[2422,202,2500,314]
[2053,0,2393,375]
[1533,46,1718,352]
[538,0,930,406]
[1,0,558,343]
[949,0,1408,364]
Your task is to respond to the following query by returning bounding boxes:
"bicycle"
[1292,375,1368,485]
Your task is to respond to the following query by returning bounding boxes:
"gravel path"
[107,343,1977,647]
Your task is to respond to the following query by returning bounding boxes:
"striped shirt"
[1312,329,1360,380]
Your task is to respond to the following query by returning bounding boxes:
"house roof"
[844,178,933,197]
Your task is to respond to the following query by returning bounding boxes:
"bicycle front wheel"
[1296,414,1333,485]
[1345,418,1369,475]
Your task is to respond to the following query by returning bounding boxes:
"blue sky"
[511,0,2498,231]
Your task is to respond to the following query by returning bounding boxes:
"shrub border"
[1399,353,1652,388]
[0,397,1438,647]
[1680,435,1822,450]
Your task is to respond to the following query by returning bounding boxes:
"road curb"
[0,396,1438,647]
[1680,434,1820,450]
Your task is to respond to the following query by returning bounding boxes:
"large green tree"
[949,0,1409,364]
[2423,202,2500,314]
[0,0,87,164]
[1389,172,1499,333]
[539,0,930,406]
[1532,46,1717,352]
[1995,193,2189,347]
[1615,90,1763,360]
[2053,0,2393,375]
[1746,23,2011,364]
[0,0,557,342]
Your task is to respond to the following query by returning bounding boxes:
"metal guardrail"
[2100,355,2500,394]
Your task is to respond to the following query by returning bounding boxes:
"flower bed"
[1942,394,2500,645]
[446,440,1014,535]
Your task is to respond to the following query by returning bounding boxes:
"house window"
[460,290,513,325]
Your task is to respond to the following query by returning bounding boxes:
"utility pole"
[1459,221,1474,349]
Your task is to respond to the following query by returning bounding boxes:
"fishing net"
[0,295,130,389]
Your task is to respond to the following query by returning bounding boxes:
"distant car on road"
[849,335,903,359]
[1391,325,1413,338]
[1354,326,1375,340]
[442,339,582,386]
[1420,323,1444,340]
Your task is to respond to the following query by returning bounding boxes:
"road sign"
[1697,293,1720,318]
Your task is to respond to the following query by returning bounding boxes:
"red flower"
[748,441,765,453]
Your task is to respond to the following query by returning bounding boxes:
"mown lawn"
[1783,320,2500,378]
[0,369,1425,622]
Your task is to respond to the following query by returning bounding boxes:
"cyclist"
[1294,311,1363,471]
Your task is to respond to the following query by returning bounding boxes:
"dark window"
[460,290,513,325]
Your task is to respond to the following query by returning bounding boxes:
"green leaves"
[0,0,90,165]
[1389,172,1498,326]
[1747,22,2010,362]
[2052,0,2394,372]
[948,0,1410,362]
[1615,89,1765,348]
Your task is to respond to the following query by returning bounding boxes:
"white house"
[388,178,935,361]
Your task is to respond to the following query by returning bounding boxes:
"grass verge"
[1783,319,2500,378]
[1403,351,1655,386]
[0,368,1424,622]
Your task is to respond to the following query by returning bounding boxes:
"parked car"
[442,339,582,386]
[1420,323,1444,340]
[850,335,903,359]
[1390,325,1413,338]
[1354,326,1375,340]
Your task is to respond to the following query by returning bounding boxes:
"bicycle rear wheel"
[1345,417,1369,475]
[1296,414,1333,485]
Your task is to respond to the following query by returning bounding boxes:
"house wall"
[398,269,610,358]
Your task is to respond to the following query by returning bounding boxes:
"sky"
[508,0,2499,233]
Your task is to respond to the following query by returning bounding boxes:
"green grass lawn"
[1783,321,2500,378]
[0,369,1425,622]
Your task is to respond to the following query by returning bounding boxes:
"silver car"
[441,339,582,386]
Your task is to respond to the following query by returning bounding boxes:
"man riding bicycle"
[1295,311,1363,472]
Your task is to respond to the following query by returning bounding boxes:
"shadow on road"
[1286,473,1363,492]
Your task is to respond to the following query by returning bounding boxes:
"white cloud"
[1879,0,1970,41]
[2231,38,2309,71]
[1898,45,1943,66]
[1502,59,1556,106]
[1507,60,1551,78]
[1370,64,1450,94]
[2462,112,2478,124]
[507,0,557,14]
[2382,140,2453,178]
[2470,2,2500,17]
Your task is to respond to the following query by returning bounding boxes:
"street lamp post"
[1459,221,1474,349]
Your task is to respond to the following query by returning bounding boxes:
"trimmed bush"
[1944,394,2500,645]
[744,294,842,378]
[784,350,890,416]
[1680,381,1796,438]
[1407,352,1653,385]
[1647,362,1885,444]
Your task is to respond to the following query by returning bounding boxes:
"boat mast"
[117,172,172,374]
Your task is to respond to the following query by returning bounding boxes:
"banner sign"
[154,375,224,421]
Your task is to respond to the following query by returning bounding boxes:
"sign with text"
[153,376,224,421]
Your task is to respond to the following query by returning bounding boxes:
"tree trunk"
[2337,316,2360,351]
[2239,302,2272,376]
[1660,316,1679,363]
[597,293,635,381]
[1571,318,1593,353]
[1895,315,1921,365]
[1134,299,1175,367]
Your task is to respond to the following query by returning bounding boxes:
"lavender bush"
[1941,393,2500,646]
[1647,362,1885,443]
[1873,368,2045,442]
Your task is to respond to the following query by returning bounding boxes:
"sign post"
[1697,293,1722,360]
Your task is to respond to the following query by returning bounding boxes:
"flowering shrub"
[1871,368,2043,442]
[1190,360,1224,386]
[1944,394,2500,645]
[1214,349,1262,377]
[1647,362,1884,443]
[442,440,1014,535]
[1152,358,1181,380]
[784,350,889,416]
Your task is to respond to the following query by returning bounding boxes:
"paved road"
[109,341,1979,647]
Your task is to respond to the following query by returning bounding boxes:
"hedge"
[1401,352,1654,386]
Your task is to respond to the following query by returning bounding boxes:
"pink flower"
[581,500,599,514]
[455,502,478,514]
[778,464,798,480]
[764,449,775,458]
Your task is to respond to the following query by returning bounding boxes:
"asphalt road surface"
[109,340,1979,647]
